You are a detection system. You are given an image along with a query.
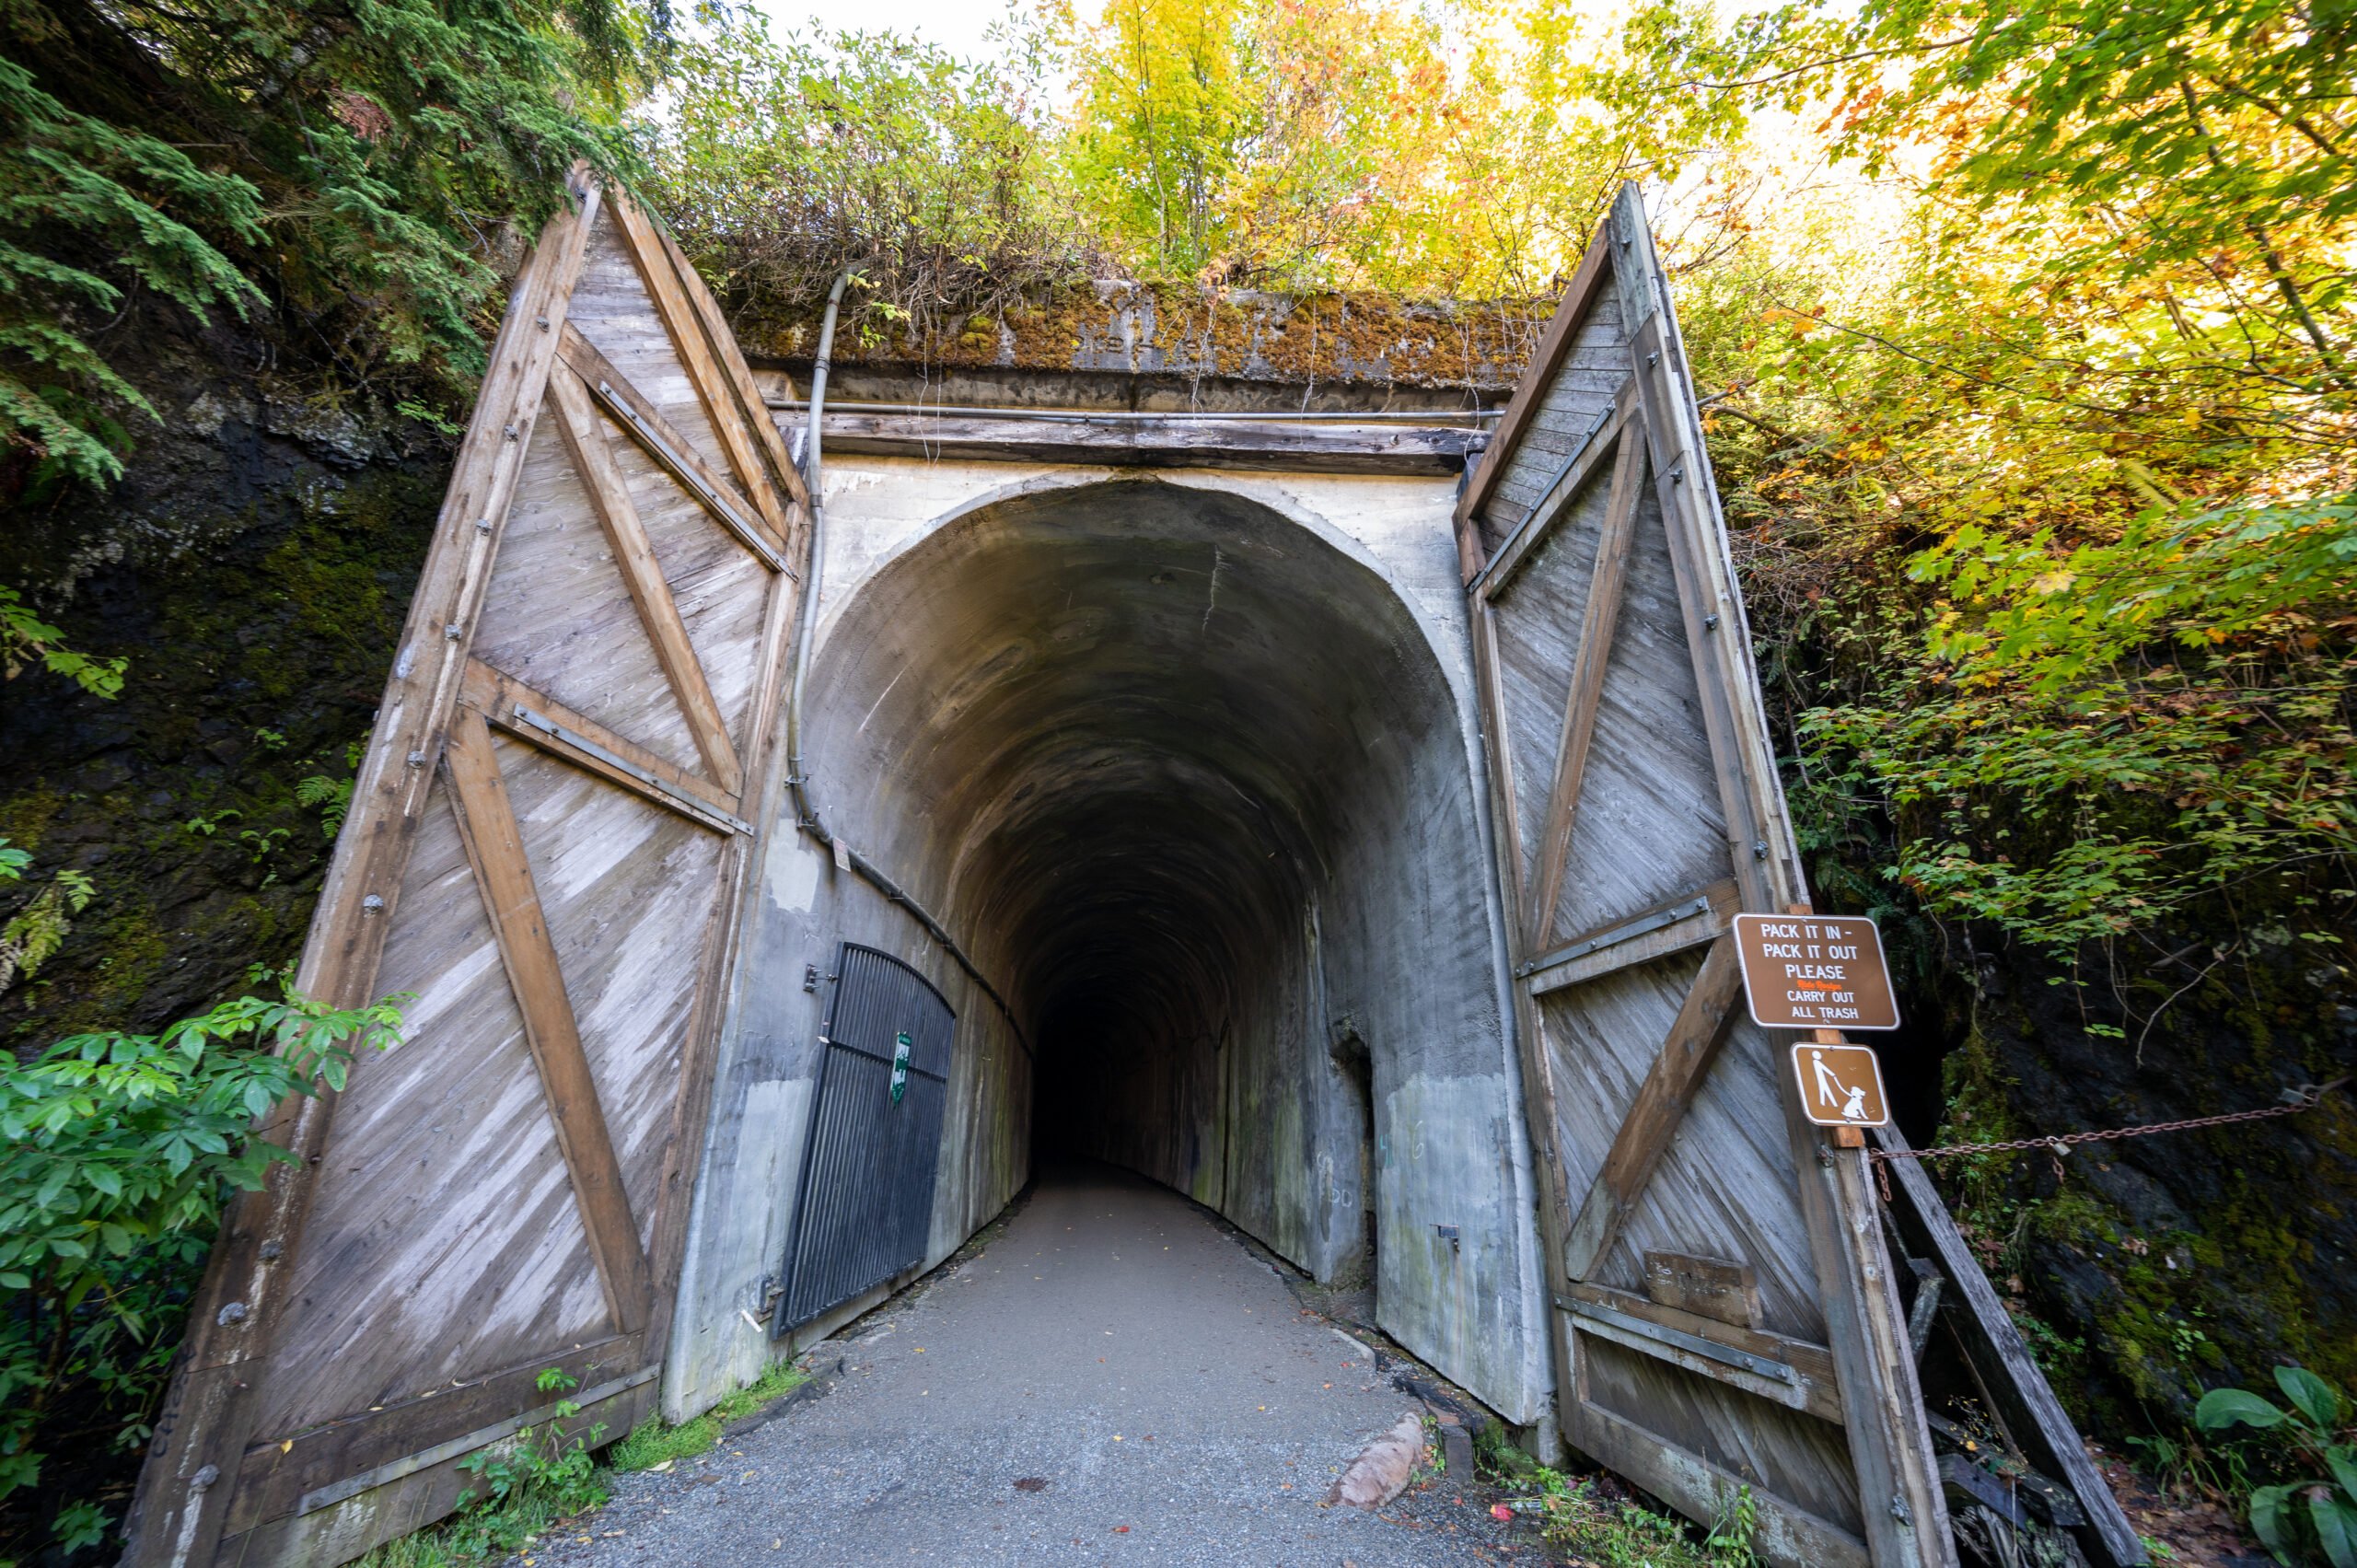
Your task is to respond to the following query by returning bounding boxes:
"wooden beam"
[1523,427,1646,949]
[558,325,791,572]
[1562,1281,1845,1425]
[460,658,748,833]
[1474,385,1635,603]
[605,194,795,544]
[648,216,812,517]
[1875,1132,2149,1566]
[122,170,606,1568]
[547,363,745,795]
[1566,1393,1868,1568]
[442,708,655,1337]
[226,1332,643,1534]
[1527,878,1738,994]
[1562,935,1745,1279]
[215,1369,660,1568]
[810,410,1479,476]
[1454,221,1618,579]
[637,567,799,1365]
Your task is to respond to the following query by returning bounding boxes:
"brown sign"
[1790,1042,1891,1127]
[1732,913,1901,1031]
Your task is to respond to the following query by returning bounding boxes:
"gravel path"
[528,1162,1535,1566]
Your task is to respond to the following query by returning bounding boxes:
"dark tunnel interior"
[796,478,1508,1292]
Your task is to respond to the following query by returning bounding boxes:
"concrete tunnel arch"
[673,470,1553,1430]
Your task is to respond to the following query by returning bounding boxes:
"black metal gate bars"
[774,943,957,1332]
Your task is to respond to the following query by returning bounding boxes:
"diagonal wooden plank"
[1562,934,1746,1280]
[1456,219,1617,582]
[604,194,795,543]
[443,707,655,1336]
[1524,425,1647,949]
[1476,384,1634,604]
[557,324,791,572]
[648,215,811,516]
[461,657,749,834]
[547,363,745,795]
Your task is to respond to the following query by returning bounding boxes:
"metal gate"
[775,944,957,1330]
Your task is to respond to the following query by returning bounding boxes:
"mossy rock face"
[0,301,452,1051]
[1767,705,2355,1443]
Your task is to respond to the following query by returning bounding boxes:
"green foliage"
[2197,1366,2357,1566]
[1516,1466,1759,1566]
[0,584,124,698]
[644,6,1082,345]
[434,1369,610,1561]
[1800,499,2356,950]
[0,837,94,995]
[0,0,660,498]
[0,972,405,1552]
[1054,0,1662,291]
[607,1353,807,1470]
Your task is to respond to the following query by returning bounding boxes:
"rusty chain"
[1867,1076,2347,1202]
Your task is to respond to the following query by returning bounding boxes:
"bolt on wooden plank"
[1732,912,1901,1031]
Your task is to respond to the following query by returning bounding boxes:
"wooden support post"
[444,708,655,1335]
[548,363,745,794]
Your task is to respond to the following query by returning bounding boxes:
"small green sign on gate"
[890,1031,911,1103]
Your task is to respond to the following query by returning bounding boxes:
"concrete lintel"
[800,412,1477,475]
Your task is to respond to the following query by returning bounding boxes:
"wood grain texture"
[444,709,655,1334]
[488,730,727,1253]
[549,365,744,794]
[564,217,739,528]
[462,658,743,826]
[1567,1382,1867,1568]
[1562,935,1745,1280]
[470,382,704,778]
[1542,466,1731,944]
[123,172,604,1568]
[218,1375,658,1568]
[604,196,784,540]
[1487,464,1608,900]
[1619,183,1948,1563]
[558,323,788,569]
[1455,221,1617,575]
[649,215,811,517]
[1580,1332,1864,1538]
[138,177,803,1568]
[1525,427,1645,949]
[250,778,611,1439]
[1563,1281,1842,1425]
[1527,878,1737,994]
[227,1333,640,1534]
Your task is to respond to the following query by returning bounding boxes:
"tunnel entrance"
[794,476,1536,1392]
[131,176,2151,1568]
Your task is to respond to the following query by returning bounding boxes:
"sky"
[752,0,1024,62]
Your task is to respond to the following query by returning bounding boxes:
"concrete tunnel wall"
[666,461,1552,1429]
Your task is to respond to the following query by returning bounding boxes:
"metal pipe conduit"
[783,269,1033,1056]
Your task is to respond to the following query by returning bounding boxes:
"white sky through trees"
[753,0,1026,62]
